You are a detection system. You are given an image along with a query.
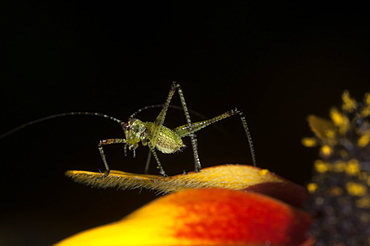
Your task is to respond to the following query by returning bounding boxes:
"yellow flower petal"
[307,115,335,140]
[65,165,285,194]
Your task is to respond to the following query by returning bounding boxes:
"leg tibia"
[174,109,238,138]
[96,138,126,179]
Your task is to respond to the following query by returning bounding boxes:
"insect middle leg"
[97,138,126,179]
[174,108,256,167]
[147,142,167,176]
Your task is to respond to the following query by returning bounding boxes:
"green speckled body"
[145,122,184,153]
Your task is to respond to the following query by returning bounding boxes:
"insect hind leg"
[233,108,256,166]
[174,108,257,167]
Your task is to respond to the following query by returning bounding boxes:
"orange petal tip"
[55,188,312,246]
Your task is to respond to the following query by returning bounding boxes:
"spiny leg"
[173,110,238,136]
[147,142,167,176]
[174,108,256,166]
[97,138,126,179]
[173,82,201,172]
[146,83,177,175]
[234,108,256,166]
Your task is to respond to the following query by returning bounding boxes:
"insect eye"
[122,122,129,131]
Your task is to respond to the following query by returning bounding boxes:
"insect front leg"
[97,138,126,179]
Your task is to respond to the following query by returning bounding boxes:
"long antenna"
[129,104,209,120]
[0,112,123,139]
[0,105,211,140]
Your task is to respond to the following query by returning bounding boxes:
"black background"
[1,2,370,245]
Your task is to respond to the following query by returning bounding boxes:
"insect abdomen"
[155,125,184,154]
